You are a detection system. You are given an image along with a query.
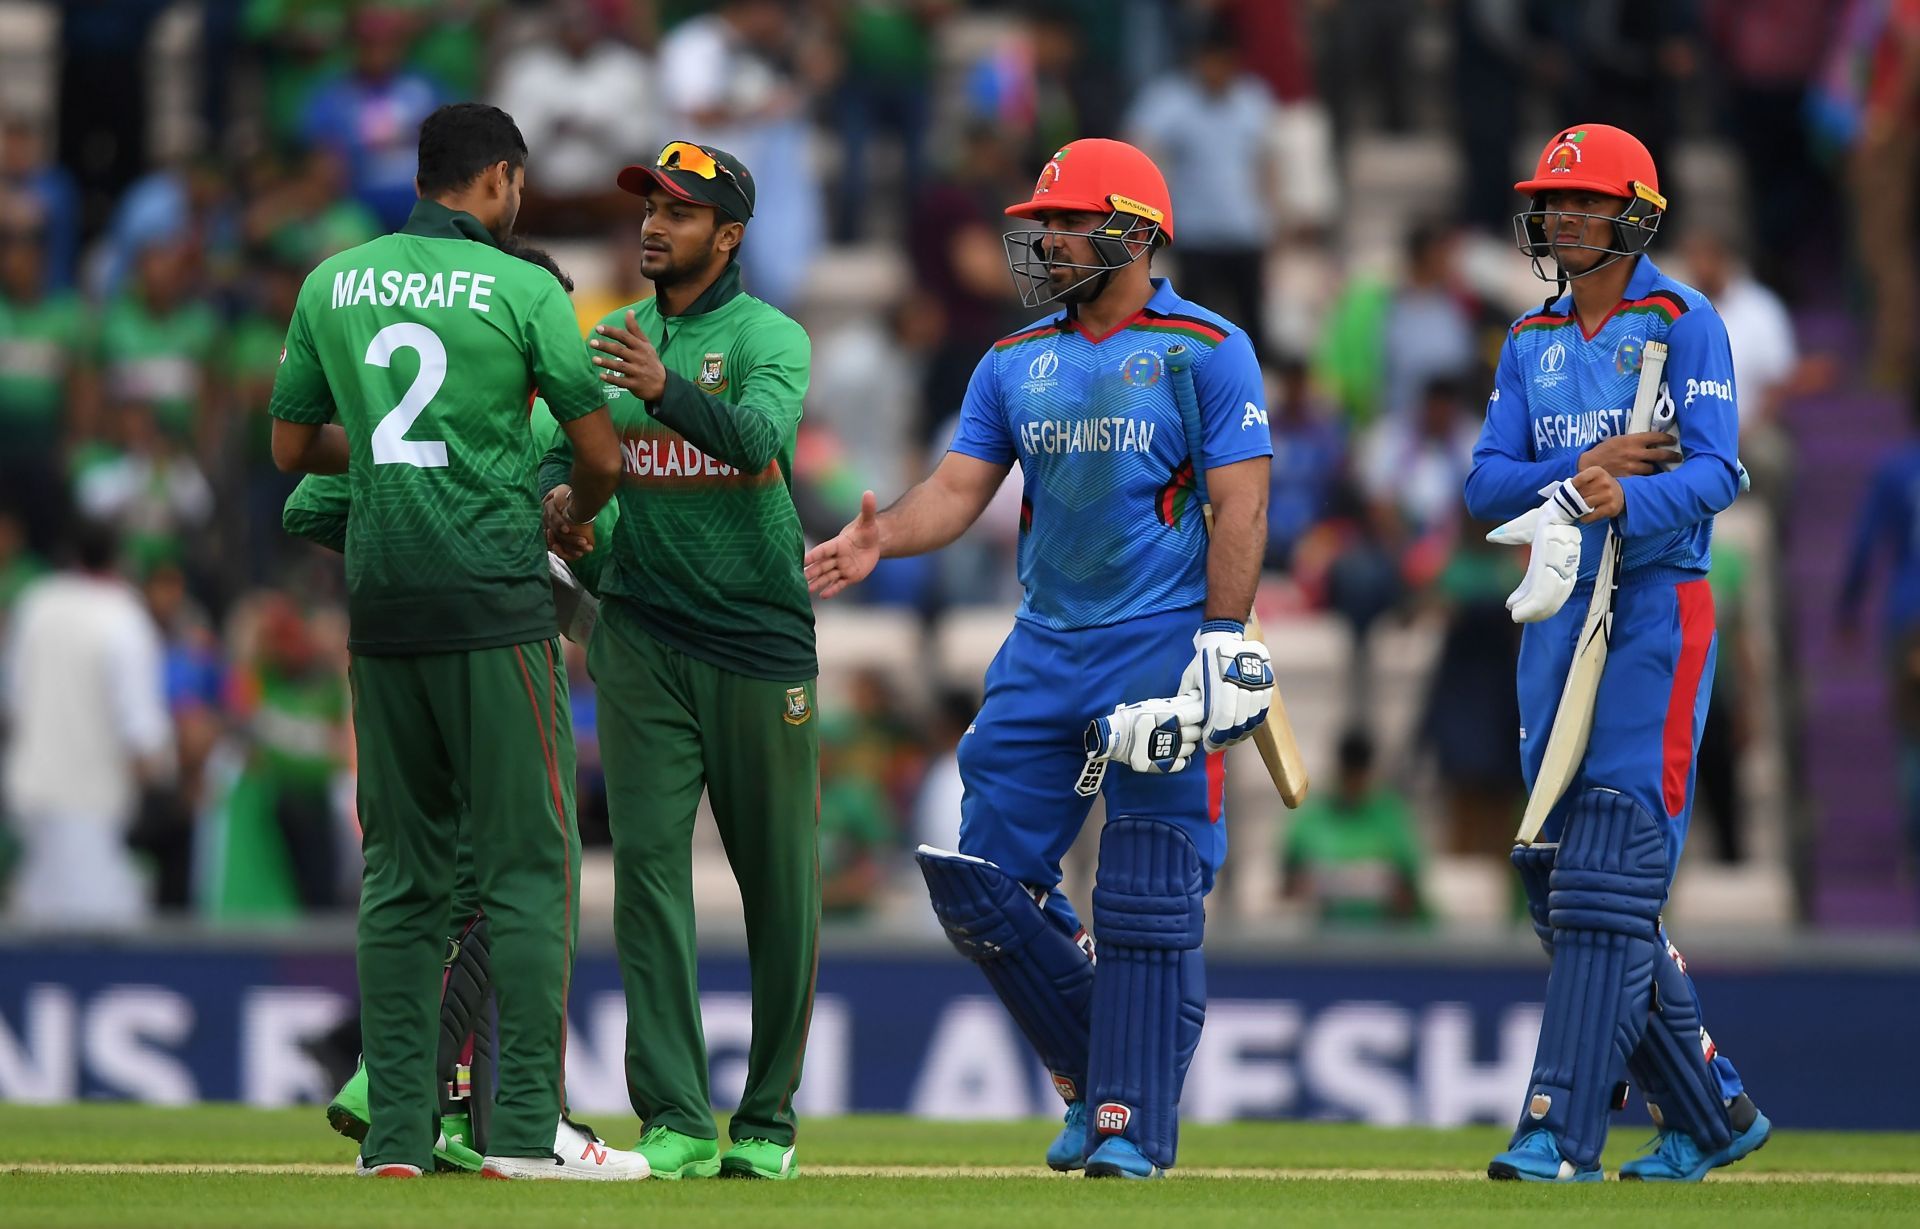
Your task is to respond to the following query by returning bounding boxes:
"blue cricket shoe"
[1083,1136,1164,1180]
[1046,1101,1091,1172]
[1487,1129,1604,1182]
[1620,1094,1771,1182]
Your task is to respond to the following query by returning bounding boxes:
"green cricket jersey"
[283,397,619,593]
[0,287,85,452]
[538,261,814,681]
[269,199,606,654]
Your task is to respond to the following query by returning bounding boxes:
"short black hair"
[70,517,119,573]
[1336,726,1375,776]
[416,103,528,196]
[502,238,574,293]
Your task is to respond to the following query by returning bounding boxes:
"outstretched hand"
[803,490,881,599]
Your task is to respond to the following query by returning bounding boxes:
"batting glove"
[1084,690,1205,775]
[1487,478,1590,623]
[1177,619,1274,753]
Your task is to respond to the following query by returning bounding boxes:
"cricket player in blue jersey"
[804,138,1273,1179]
[1467,123,1771,1182]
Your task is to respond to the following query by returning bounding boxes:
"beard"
[645,235,720,288]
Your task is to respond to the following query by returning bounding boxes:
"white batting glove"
[1487,478,1590,623]
[1176,619,1274,753]
[1083,690,1205,775]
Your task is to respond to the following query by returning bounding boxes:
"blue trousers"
[957,606,1226,915]
[1517,570,1743,1101]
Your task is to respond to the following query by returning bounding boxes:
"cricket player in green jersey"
[268,103,642,1181]
[541,141,818,1181]
[283,243,626,1177]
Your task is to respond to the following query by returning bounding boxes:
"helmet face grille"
[1002,213,1162,308]
[1511,195,1662,285]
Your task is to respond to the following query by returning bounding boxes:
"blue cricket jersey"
[1465,255,1741,580]
[948,278,1272,630]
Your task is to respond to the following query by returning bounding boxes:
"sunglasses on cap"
[658,141,740,187]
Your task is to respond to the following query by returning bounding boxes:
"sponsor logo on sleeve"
[1682,376,1733,408]
[1240,400,1269,429]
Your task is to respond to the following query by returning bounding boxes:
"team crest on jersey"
[1120,349,1162,386]
[783,686,811,725]
[698,352,727,392]
[1614,337,1643,375]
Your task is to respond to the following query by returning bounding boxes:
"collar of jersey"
[1543,254,1663,319]
[400,199,501,247]
[1053,277,1189,344]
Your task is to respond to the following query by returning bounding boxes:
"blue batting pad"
[916,845,1094,1103]
[1087,819,1207,1171]
[1627,931,1737,1150]
[1515,789,1667,1168]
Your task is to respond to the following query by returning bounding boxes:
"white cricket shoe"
[482,1115,651,1181]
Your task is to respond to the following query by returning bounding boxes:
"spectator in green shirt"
[93,237,222,460]
[1281,727,1426,927]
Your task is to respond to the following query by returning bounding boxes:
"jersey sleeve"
[1616,308,1741,538]
[266,279,336,425]
[1462,334,1573,523]
[646,315,810,473]
[524,278,605,423]
[281,474,351,553]
[946,351,1014,464]
[1196,329,1273,468]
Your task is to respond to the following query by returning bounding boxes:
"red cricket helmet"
[1512,124,1668,284]
[1002,139,1172,307]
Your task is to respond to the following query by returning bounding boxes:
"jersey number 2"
[366,322,449,468]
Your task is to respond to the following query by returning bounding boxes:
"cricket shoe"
[354,1159,421,1178]
[324,1060,482,1172]
[1046,1101,1092,1172]
[1487,1129,1603,1182]
[1619,1095,1772,1182]
[633,1125,721,1179]
[1083,1137,1164,1180]
[720,1137,799,1180]
[481,1117,650,1181]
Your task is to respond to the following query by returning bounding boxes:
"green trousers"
[590,598,820,1146]
[349,640,580,1168]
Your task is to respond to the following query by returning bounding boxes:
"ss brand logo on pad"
[1096,1103,1132,1135]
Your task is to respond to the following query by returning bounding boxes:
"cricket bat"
[1513,338,1668,845]
[548,551,600,645]
[1165,345,1310,809]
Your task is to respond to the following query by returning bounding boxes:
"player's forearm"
[649,372,783,472]
[271,420,349,475]
[874,481,976,558]
[1464,455,1576,524]
[1616,454,1738,539]
[1204,486,1266,623]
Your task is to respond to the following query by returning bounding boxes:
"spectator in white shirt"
[1126,21,1280,355]
[3,520,174,929]
[493,0,655,234]
[657,0,825,308]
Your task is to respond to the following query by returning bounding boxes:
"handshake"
[1073,622,1273,797]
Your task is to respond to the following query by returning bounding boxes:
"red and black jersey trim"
[1157,460,1196,527]
[1135,308,1229,346]
[993,318,1070,351]
[1019,496,1032,533]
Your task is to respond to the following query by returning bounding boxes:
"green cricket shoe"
[633,1125,721,1179]
[720,1137,798,1181]
[323,1061,484,1173]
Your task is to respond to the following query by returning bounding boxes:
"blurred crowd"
[1,0,1915,931]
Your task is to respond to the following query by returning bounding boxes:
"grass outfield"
[2,1106,1917,1228]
